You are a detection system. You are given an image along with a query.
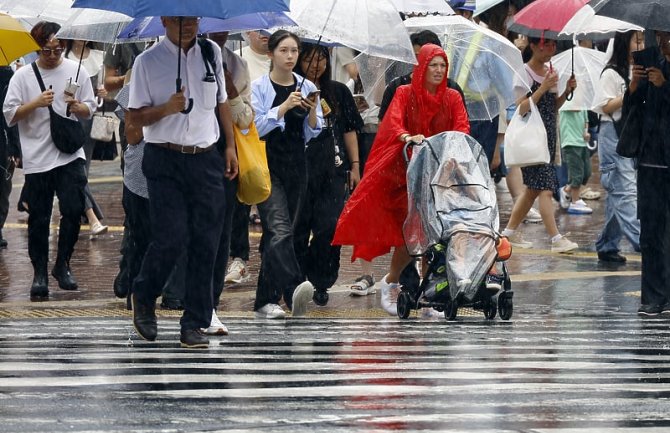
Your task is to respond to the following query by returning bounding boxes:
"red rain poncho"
[333,44,470,262]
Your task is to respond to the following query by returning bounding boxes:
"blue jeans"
[595,122,640,253]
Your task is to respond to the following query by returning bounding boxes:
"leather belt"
[150,142,215,155]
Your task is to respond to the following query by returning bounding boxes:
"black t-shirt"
[264,78,307,163]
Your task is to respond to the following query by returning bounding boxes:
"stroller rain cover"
[403,131,499,301]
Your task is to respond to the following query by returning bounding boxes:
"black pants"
[121,185,151,296]
[132,144,226,331]
[0,158,14,231]
[25,159,86,266]
[638,166,670,307]
[254,158,306,311]
[212,177,238,307]
[229,199,250,261]
[294,139,346,292]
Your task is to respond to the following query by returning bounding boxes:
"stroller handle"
[403,139,430,164]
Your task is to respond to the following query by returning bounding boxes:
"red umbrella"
[507,0,589,40]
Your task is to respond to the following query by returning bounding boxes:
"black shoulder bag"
[31,62,86,154]
[615,90,643,158]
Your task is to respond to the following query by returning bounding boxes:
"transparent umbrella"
[404,15,530,120]
[559,4,643,40]
[0,0,78,24]
[552,46,608,111]
[389,0,454,14]
[288,0,416,64]
[56,8,132,43]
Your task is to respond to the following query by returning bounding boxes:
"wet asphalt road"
[0,159,660,432]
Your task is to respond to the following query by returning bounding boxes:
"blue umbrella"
[117,12,296,41]
[71,0,290,113]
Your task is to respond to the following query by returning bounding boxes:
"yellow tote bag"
[234,122,271,205]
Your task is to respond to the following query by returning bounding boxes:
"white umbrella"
[473,0,506,18]
[404,15,530,120]
[289,0,416,64]
[552,46,608,111]
[389,0,454,14]
[0,0,77,24]
[56,8,132,43]
[559,4,643,40]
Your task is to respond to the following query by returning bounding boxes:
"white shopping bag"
[504,98,550,167]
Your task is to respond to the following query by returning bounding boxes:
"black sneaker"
[51,262,78,291]
[597,251,627,263]
[180,329,209,349]
[0,230,7,249]
[160,297,184,310]
[131,294,158,341]
[638,304,663,317]
[313,289,329,306]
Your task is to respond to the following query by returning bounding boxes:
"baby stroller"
[398,131,513,321]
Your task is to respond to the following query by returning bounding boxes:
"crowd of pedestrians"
[1,0,668,347]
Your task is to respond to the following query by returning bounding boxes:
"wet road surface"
[0,159,658,432]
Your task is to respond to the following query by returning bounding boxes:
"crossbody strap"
[31,62,57,117]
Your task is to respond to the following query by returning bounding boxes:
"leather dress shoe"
[30,271,49,299]
[160,297,184,310]
[113,270,129,298]
[51,262,78,290]
[131,294,157,341]
[597,251,627,263]
[180,329,209,349]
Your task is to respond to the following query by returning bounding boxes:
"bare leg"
[506,188,540,230]
[506,166,525,202]
[386,246,413,283]
[538,190,559,238]
[85,208,100,226]
[358,259,374,279]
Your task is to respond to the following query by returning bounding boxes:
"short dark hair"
[410,30,442,48]
[30,21,61,48]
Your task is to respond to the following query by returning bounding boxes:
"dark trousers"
[638,166,670,307]
[212,177,238,308]
[132,144,226,331]
[0,158,14,230]
[121,185,151,296]
[254,159,306,311]
[229,199,250,261]
[470,116,499,167]
[25,159,86,266]
[294,140,346,292]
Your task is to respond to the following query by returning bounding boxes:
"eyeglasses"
[40,47,64,57]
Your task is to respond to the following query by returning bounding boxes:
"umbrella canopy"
[389,0,455,14]
[559,4,643,39]
[508,0,589,39]
[473,0,506,17]
[71,0,290,20]
[117,12,296,41]
[56,8,133,43]
[404,15,530,120]
[591,0,670,33]
[289,0,416,64]
[0,12,40,65]
[0,0,77,24]
[551,46,608,111]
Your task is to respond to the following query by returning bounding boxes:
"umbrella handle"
[176,78,194,114]
[565,72,575,101]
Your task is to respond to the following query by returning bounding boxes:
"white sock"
[551,234,563,243]
[502,228,515,237]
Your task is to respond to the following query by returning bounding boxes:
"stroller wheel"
[498,292,513,320]
[483,299,497,320]
[443,295,458,321]
[397,291,413,319]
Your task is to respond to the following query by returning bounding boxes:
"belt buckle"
[180,145,196,155]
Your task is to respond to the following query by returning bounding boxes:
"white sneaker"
[507,231,533,249]
[90,221,108,236]
[291,281,314,317]
[379,274,401,316]
[523,207,542,224]
[551,235,579,253]
[202,309,229,335]
[559,187,571,210]
[350,275,376,296]
[420,308,442,320]
[225,258,250,284]
[567,199,593,215]
[255,303,286,319]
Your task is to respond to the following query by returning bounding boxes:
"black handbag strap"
[31,62,56,117]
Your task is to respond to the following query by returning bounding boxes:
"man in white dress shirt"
[128,16,237,349]
[3,21,96,300]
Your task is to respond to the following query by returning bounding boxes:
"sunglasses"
[40,47,64,57]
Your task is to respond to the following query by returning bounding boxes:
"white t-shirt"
[66,49,104,85]
[240,45,270,83]
[3,59,96,174]
[129,38,228,148]
[591,67,626,122]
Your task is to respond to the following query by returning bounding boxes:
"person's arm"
[378,80,397,121]
[218,100,238,179]
[517,70,558,116]
[344,130,360,189]
[300,84,323,141]
[130,87,186,127]
[448,89,471,135]
[251,77,284,137]
[556,76,578,110]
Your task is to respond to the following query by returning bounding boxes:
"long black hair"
[607,30,640,81]
[295,42,337,114]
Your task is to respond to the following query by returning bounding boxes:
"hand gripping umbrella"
[71,0,290,114]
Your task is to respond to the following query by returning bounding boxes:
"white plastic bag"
[504,98,550,167]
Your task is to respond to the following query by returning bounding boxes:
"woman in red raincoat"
[333,43,470,315]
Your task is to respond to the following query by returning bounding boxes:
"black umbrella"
[590,0,670,32]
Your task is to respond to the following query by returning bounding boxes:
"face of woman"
[269,37,299,73]
[532,39,556,62]
[300,48,328,82]
[424,55,447,88]
[630,31,645,54]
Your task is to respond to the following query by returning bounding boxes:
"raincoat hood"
[408,43,452,136]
